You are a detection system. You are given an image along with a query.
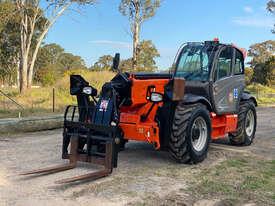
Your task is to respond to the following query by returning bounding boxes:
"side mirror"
[112,53,120,72]
[172,77,185,101]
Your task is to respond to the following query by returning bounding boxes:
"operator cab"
[173,39,245,114]
[110,39,246,115]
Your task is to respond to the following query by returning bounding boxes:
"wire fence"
[1,87,275,119]
[0,89,24,118]
[0,88,70,119]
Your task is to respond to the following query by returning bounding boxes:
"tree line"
[91,40,159,72]
[0,0,274,93]
[32,39,159,86]
[0,0,161,93]
[246,40,275,87]
[244,0,275,87]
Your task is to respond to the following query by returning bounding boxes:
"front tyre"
[169,103,211,164]
[229,101,257,146]
[119,139,128,151]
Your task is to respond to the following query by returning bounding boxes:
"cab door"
[211,46,245,114]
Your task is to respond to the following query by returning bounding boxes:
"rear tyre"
[229,101,257,146]
[169,103,211,164]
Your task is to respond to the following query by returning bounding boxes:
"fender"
[241,91,258,106]
[183,93,213,111]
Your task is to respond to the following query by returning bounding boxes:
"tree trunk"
[133,21,139,71]
[27,27,50,88]
[16,1,71,92]
[19,55,28,93]
[132,1,140,71]
[17,60,20,88]
[27,3,71,88]
[18,0,30,93]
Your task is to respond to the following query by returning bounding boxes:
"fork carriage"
[21,75,121,184]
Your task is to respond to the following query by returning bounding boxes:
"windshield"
[174,43,217,81]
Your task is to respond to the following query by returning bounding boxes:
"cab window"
[234,49,244,75]
[215,47,232,81]
[175,43,213,81]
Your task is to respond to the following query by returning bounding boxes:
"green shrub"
[245,67,254,85]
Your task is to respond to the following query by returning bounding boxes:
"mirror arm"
[92,96,98,104]
[140,102,156,122]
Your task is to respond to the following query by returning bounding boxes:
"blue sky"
[45,0,275,69]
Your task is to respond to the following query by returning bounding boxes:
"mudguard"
[183,93,213,111]
[241,91,258,106]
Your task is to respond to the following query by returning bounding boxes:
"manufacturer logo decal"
[99,100,109,111]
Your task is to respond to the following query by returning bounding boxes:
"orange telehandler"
[21,39,257,184]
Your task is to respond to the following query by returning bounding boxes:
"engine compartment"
[110,72,170,149]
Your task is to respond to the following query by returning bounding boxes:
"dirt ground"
[0,107,274,206]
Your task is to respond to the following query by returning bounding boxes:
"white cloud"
[232,16,274,28]
[89,40,131,49]
[244,6,253,13]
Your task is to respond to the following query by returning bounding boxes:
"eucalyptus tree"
[136,40,159,71]
[0,1,20,85]
[91,55,113,71]
[119,0,160,70]
[248,40,275,85]
[113,40,160,72]
[14,0,96,93]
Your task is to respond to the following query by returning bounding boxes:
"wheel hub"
[192,128,200,141]
[191,117,208,152]
[245,109,255,137]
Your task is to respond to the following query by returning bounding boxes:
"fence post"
[52,87,55,113]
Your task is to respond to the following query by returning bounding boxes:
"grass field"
[188,157,275,205]
[246,83,275,105]
[0,70,114,118]
[0,108,274,205]
[0,71,274,118]
[137,156,275,205]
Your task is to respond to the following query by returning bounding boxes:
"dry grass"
[246,83,275,105]
[1,71,274,118]
[188,157,275,205]
[0,70,115,118]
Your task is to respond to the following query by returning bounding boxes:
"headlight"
[150,92,163,103]
[83,86,92,95]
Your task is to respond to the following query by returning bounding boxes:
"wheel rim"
[245,109,255,137]
[191,116,208,152]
